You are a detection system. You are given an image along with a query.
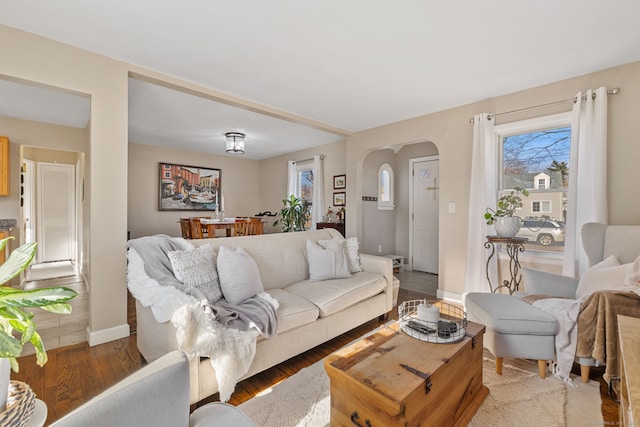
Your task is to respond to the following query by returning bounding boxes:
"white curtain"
[286,161,296,197]
[464,113,498,293]
[311,155,324,230]
[563,87,608,277]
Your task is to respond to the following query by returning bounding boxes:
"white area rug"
[238,357,603,427]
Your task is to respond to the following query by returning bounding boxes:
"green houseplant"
[484,187,529,238]
[273,194,311,232]
[0,237,77,411]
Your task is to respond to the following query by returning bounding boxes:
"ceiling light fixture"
[225,132,245,154]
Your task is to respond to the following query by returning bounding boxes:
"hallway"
[21,273,88,357]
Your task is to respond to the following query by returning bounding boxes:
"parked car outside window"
[518,219,565,246]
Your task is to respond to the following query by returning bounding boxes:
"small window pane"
[381,170,390,202]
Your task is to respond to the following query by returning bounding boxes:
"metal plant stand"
[484,236,528,294]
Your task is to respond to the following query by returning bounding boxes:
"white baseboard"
[87,323,130,347]
[437,288,463,305]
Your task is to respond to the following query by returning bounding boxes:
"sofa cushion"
[465,293,558,336]
[306,239,351,281]
[285,271,386,317]
[167,244,223,304]
[266,289,319,334]
[217,246,264,305]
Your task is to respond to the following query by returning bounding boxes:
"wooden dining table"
[200,218,264,237]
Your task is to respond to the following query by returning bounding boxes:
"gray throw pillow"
[168,244,223,303]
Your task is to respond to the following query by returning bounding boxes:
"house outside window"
[496,113,571,253]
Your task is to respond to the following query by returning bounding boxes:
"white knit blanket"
[532,297,583,382]
[172,301,257,402]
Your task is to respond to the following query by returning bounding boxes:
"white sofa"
[129,228,395,404]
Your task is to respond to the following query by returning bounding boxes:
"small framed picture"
[333,192,346,206]
[333,174,346,189]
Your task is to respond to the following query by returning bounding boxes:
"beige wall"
[361,149,396,255]
[347,61,640,300]
[128,142,261,238]
[1,25,130,345]
[258,139,347,234]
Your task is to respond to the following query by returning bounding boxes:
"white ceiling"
[2,1,640,159]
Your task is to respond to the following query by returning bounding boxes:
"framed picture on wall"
[333,174,346,189]
[158,162,221,211]
[333,192,346,206]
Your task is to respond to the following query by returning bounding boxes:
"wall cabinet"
[0,136,9,196]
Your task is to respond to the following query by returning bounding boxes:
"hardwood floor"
[13,286,619,425]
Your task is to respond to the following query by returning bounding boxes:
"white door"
[412,159,439,273]
[37,162,76,263]
[23,160,36,244]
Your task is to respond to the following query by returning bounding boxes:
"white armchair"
[522,222,640,381]
[50,351,256,427]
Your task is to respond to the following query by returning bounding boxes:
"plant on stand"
[273,194,311,232]
[484,187,529,238]
[0,237,77,412]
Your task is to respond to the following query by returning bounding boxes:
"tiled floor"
[21,273,88,357]
[395,269,438,296]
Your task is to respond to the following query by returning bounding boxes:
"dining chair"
[250,217,264,235]
[189,217,206,239]
[233,218,262,236]
[179,218,192,239]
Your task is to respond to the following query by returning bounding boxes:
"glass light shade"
[225,132,245,154]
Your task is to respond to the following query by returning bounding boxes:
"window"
[378,163,394,210]
[531,200,552,213]
[294,161,314,227]
[496,113,571,252]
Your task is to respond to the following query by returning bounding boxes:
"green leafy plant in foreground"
[0,237,77,372]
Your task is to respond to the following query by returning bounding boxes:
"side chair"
[189,217,206,239]
[179,218,192,239]
[50,351,256,427]
[233,218,262,236]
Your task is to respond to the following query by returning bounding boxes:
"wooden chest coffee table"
[324,320,488,426]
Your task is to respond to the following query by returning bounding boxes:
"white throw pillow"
[576,255,628,299]
[318,236,362,273]
[306,239,351,281]
[168,244,223,303]
[217,246,264,305]
[593,254,621,269]
[622,255,640,288]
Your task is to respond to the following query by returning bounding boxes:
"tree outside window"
[497,113,571,253]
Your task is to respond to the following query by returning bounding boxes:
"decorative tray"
[398,299,467,344]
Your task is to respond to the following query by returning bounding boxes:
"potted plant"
[0,237,77,411]
[484,187,529,238]
[273,194,311,232]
